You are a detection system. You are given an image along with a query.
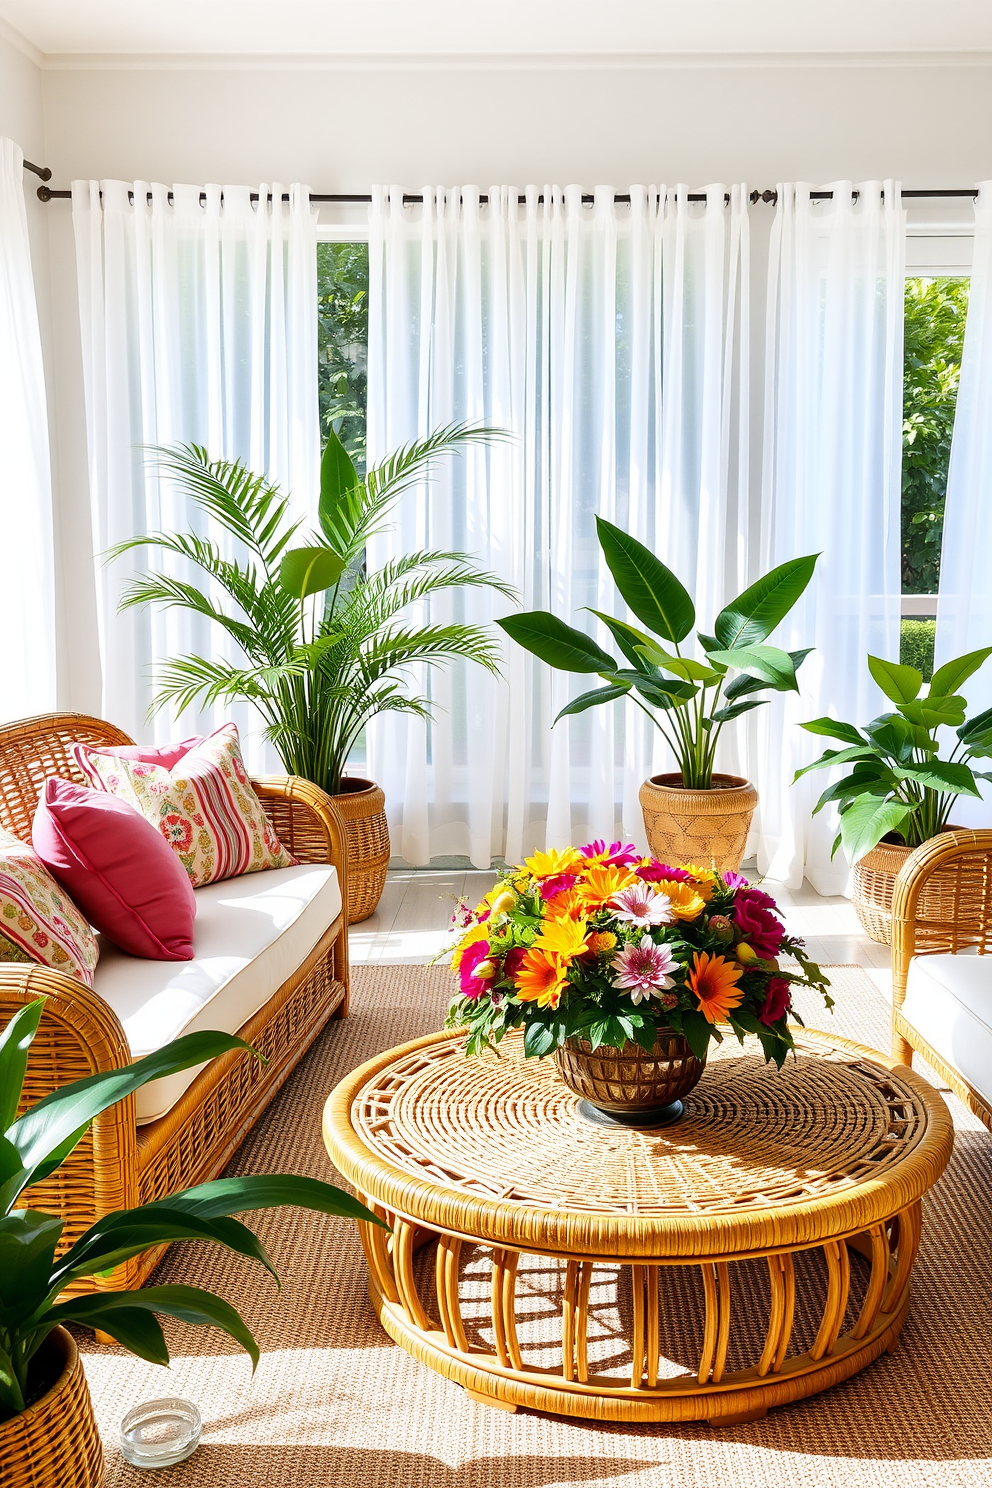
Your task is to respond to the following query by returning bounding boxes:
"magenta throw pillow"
[32,777,196,961]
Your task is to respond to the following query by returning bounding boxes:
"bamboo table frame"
[323,1028,953,1425]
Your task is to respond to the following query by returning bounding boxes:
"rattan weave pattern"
[333,779,390,924]
[347,1030,932,1220]
[853,832,973,946]
[1,1327,103,1488]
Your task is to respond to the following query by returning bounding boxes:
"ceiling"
[2,0,992,64]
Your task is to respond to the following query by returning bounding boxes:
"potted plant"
[111,425,513,923]
[0,1000,382,1485]
[497,519,818,870]
[796,648,992,943]
[445,845,831,1126]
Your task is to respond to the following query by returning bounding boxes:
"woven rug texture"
[78,963,992,1488]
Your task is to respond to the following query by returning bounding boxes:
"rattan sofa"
[0,712,350,1295]
[891,827,992,1132]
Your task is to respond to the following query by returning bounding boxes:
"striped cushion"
[73,723,297,888]
[0,827,99,984]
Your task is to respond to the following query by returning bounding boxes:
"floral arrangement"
[445,843,832,1067]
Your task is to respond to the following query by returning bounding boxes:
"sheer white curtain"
[756,182,904,891]
[367,184,750,867]
[933,182,992,828]
[0,138,56,721]
[71,181,318,763]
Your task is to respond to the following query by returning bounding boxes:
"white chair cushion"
[92,863,341,1124]
[902,953,992,1109]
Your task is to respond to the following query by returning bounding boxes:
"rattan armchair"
[891,827,992,1131]
[0,712,350,1295]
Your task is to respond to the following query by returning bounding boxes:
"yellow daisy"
[577,864,638,910]
[523,846,584,880]
[533,916,591,963]
[655,879,707,921]
[681,863,720,902]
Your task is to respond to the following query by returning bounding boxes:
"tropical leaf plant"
[109,424,515,795]
[0,999,384,1423]
[795,646,992,862]
[497,517,819,789]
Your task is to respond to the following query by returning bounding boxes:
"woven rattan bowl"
[638,773,757,873]
[0,1327,104,1488]
[555,1030,705,1126]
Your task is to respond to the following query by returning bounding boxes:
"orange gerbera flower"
[681,864,719,902]
[687,951,745,1024]
[451,921,489,971]
[513,948,569,1008]
[578,864,638,910]
[534,915,591,962]
[542,886,587,921]
[655,879,707,921]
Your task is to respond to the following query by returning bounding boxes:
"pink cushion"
[32,778,196,961]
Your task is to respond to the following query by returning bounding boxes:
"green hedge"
[900,618,936,681]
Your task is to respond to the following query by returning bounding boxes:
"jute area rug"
[78,964,991,1488]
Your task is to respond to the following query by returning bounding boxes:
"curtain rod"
[25,168,983,209]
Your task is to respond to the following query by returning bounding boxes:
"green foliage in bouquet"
[796,648,992,862]
[0,1001,384,1422]
[444,846,831,1069]
[497,518,819,790]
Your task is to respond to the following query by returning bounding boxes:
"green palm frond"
[148,444,303,573]
[360,623,504,681]
[340,551,516,635]
[116,574,268,661]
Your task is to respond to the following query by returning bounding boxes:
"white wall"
[27,56,992,718]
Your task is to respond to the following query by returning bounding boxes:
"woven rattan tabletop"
[323,1027,953,1261]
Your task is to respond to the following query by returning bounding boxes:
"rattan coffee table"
[322,1027,953,1424]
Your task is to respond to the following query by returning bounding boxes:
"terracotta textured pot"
[0,1326,104,1488]
[555,1030,706,1127]
[852,829,964,946]
[638,773,758,873]
[332,777,391,925]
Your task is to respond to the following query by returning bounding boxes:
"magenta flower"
[723,869,750,890]
[580,839,641,867]
[609,883,675,928]
[613,935,679,1004]
[731,897,785,959]
[737,883,779,912]
[759,976,792,1027]
[638,861,691,883]
[503,946,527,977]
[541,873,580,901]
[458,940,494,998]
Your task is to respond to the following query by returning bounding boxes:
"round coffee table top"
[323,1027,953,1260]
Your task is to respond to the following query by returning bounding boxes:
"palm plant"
[0,1000,382,1421]
[110,424,514,795]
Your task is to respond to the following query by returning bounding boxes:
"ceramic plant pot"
[0,1327,104,1488]
[638,773,758,873]
[332,777,391,925]
[555,1029,706,1127]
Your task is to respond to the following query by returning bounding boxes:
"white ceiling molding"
[29,49,992,74]
[3,1,992,65]
[0,13,43,67]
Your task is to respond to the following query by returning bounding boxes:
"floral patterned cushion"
[0,828,99,985]
[72,723,297,889]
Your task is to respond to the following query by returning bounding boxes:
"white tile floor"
[349,862,893,998]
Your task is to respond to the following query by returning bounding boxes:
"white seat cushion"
[902,953,992,1109]
[93,863,341,1124]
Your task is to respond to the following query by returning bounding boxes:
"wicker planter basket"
[555,1030,705,1126]
[638,773,758,873]
[332,777,390,925]
[853,830,964,946]
[1,1327,104,1488]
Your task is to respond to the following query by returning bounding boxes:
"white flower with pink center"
[609,884,675,928]
[612,935,678,1004]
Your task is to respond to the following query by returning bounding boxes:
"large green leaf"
[41,1285,261,1371]
[707,644,799,692]
[810,764,895,815]
[52,1209,279,1292]
[928,646,992,700]
[894,761,981,796]
[595,518,694,642]
[497,612,616,674]
[710,699,767,724]
[3,1031,255,1210]
[135,1173,387,1229]
[279,546,345,600]
[800,717,868,746]
[958,704,992,749]
[897,696,967,730]
[713,554,819,650]
[634,643,725,683]
[863,714,915,763]
[554,683,631,723]
[837,796,915,862]
[0,1212,62,1325]
[586,610,660,673]
[318,425,359,545]
[0,999,43,1132]
[867,654,923,705]
[793,744,879,781]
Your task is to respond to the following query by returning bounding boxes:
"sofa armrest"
[891,828,992,1010]
[0,963,139,1242]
